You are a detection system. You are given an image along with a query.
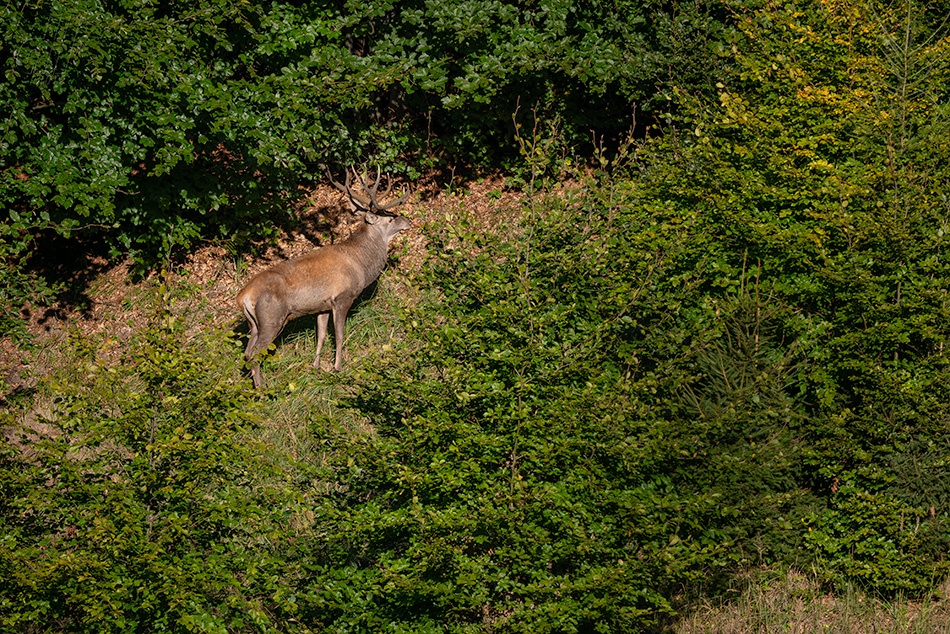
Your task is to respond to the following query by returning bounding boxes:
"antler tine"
[377,185,411,211]
[326,165,409,213]
[351,166,376,198]
[354,166,388,198]
[327,165,372,208]
[370,166,396,200]
[371,166,382,196]
[354,166,409,212]
[325,165,349,194]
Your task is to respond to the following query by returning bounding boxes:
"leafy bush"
[804,483,950,594]
[0,277,310,632]
[0,223,56,346]
[3,0,950,627]
[302,1,950,619]
[298,174,747,630]
[362,0,733,161]
[1,0,351,272]
[1,0,736,275]
[644,0,950,592]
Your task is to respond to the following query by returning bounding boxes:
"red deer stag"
[237,168,411,389]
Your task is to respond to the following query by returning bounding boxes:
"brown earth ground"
[0,171,524,398]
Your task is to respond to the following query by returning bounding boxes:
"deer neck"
[344,224,389,279]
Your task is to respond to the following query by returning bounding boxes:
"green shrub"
[301,178,741,632]
[804,483,950,594]
[0,277,310,632]
[644,0,950,594]
[1,0,735,280]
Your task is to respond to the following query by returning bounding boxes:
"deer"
[236,167,411,389]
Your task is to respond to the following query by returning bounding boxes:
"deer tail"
[241,294,258,330]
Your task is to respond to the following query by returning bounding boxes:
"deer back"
[245,212,408,318]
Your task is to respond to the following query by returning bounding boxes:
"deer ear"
[365,211,380,224]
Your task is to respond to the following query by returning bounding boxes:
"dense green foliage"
[0,0,727,283]
[2,0,950,631]
[315,188,745,629]
[669,0,950,590]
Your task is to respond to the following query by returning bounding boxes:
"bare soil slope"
[1,173,522,400]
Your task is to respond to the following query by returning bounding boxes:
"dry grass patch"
[676,570,950,634]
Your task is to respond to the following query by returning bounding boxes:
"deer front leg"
[313,312,330,372]
[331,300,354,372]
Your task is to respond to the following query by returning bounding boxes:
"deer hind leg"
[241,299,263,388]
[243,296,287,389]
[313,312,330,371]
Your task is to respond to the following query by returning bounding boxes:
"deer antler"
[326,165,410,213]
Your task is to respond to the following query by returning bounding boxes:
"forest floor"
[1,171,522,399]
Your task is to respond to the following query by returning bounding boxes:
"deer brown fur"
[237,168,411,389]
